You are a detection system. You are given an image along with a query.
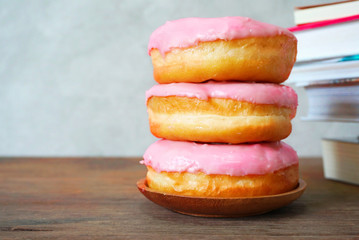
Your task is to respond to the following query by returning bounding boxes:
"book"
[302,80,359,122]
[291,2,359,186]
[288,57,359,85]
[294,0,359,25]
[322,138,359,185]
[288,18,359,62]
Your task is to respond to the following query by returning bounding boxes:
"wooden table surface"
[0,157,358,239]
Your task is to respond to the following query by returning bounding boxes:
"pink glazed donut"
[146,81,298,144]
[142,140,299,197]
[148,17,297,84]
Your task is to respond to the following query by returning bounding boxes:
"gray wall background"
[1,0,358,157]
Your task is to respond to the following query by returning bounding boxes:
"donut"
[142,139,299,197]
[148,17,297,84]
[146,81,297,144]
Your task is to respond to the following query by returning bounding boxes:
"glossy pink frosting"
[148,16,295,56]
[146,81,298,109]
[142,140,298,176]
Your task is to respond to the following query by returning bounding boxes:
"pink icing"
[146,81,298,109]
[142,140,298,176]
[148,16,296,56]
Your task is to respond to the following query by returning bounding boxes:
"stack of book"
[288,0,359,185]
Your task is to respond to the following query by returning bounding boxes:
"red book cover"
[289,14,359,32]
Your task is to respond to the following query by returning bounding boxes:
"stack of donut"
[142,17,299,198]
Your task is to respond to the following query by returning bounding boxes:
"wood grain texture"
[0,157,359,239]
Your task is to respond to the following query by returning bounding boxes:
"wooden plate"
[137,178,306,217]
